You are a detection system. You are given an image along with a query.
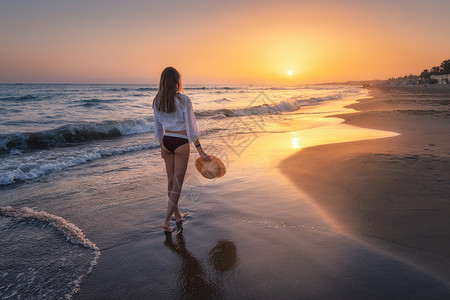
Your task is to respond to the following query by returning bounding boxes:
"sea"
[0,84,366,184]
[0,83,387,299]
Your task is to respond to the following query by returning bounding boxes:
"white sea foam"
[117,119,154,135]
[194,88,367,119]
[228,94,340,117]
[0,143,159,185]
[0,206,100,299]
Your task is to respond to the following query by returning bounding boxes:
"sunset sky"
[1,0,449,84]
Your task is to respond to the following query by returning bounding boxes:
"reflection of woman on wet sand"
[164,232,238,298]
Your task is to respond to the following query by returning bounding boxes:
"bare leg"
[161,144,174,230]
[164,154,182,222]
[167,177,182,222]
[161,143,190,230]
[173,205,183,222]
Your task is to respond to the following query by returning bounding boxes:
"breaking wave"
[195,93,345,118]
[0,118,155,154]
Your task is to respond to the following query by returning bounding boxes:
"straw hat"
[195,155,226,179]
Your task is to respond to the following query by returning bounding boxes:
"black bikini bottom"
[162,135,189,152]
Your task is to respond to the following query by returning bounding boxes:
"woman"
[153,67,210,232]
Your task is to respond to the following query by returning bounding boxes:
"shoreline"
[279,86,450,284]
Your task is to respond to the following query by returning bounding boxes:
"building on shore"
[431,74,449,84]
[383,78,420,86]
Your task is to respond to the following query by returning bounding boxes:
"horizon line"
[0,79,384,86]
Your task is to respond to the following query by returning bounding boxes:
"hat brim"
[195,155,227,179]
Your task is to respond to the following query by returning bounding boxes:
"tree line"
[420,59,450,79]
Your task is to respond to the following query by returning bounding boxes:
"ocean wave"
[136,87,158,91]
[102,86,240,94]
[105,87,157,92]
[81,98,102,103]
[106,87,131,92]
[0,206,100,299]
[77,98,126,107]
[195,93,345,118]
[205,98,232,103]
[0,118,155,154]
[195,108,236,118]
[79,98,103,107]
[0,95,40,102]
[0,143,159,185]
[134,87,239,92]
[185,86,239,91]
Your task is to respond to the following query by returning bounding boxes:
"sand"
[280,86,450,284]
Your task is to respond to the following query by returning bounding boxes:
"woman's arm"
[193,139,211,161]
[153,109,164,143]
[183,95,210,161]
[184,96,199,142]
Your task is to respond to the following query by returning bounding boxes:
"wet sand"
[280,86,450,285]
[74,164,450,299]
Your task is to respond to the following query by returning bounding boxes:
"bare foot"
[173,209,183,222]
[174,213,182,223]
[162,222,173,232]
[175,212,187,223]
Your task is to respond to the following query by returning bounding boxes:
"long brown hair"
[153,67,183,113]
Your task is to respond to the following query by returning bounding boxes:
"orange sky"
[1,0,449,84]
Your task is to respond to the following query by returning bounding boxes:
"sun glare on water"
[291,137,300,149]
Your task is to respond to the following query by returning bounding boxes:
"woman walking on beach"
[153,67,210,232]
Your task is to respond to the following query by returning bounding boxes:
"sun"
[287,70,293,76]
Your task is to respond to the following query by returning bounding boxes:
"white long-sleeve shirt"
[153,93,199,143]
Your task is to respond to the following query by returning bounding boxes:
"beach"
[280,86,450,285]
[74,86,450,299]
[1,84,450,299]
[75,85,450,299]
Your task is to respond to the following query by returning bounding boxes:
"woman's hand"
[200,151,211,161]
[194,139,211,161]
